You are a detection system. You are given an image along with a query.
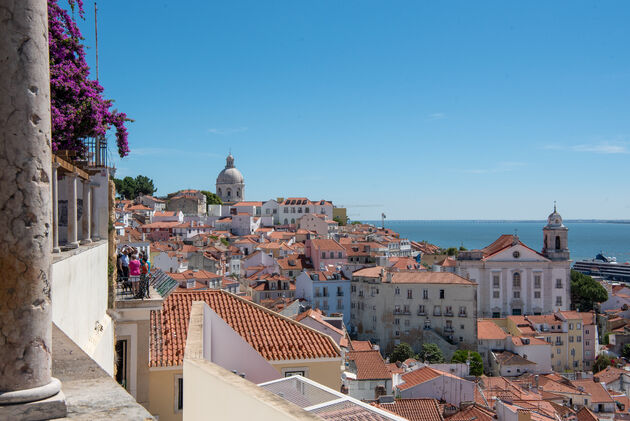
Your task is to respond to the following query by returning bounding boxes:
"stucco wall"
[272,359,342,391]
[51,242,113,375]
[149,368,182,421]
[183,359,316,421]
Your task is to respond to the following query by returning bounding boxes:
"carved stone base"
[0,391,67,421]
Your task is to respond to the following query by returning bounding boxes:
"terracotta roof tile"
[447,404,495,421]
[150,289,340,367]
[397,366,463,391]
[374,398,444,421]
[347,350,391,380]
[351,340,373,351]
[478,320,508,340]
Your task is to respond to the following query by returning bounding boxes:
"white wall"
[398,375,474,406]
[51,242,114,375]
[204,303,281,384]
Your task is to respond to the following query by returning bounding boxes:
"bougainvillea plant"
[48,0,130,158]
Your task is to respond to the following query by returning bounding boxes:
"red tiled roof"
[477,320,508,340]
[309,239,345,252]
[351,340,373,351]
[595,365,630,384]
[390,271,476,285]
[478,234,546,260]
[575,406,598,421]
[374,398,444,421]
[397,366,463,391]
[572,379,614,403]
[347,350,391,380]
[150,290,340,367]
[447,404,495,421]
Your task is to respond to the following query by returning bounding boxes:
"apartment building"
[505,310,597,372]
[350,267,478,353]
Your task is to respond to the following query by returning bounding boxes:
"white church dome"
[216,154,244,185]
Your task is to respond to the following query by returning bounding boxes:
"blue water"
[364,220,630,264]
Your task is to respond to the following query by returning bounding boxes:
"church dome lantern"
[542,202,569,261]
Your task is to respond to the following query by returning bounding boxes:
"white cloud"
[427,113,446,121]
[207,127,248,135]
[461,161,526,174]
[543,141,629,154]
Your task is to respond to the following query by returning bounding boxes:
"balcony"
[555,340,564,346]
[393,309,411,316]
[433,310,442,317]
[444,326,454,333]
[444,311,454,317]
[458,312,467,317]
[337,291,344,297]
[417,310,426,316]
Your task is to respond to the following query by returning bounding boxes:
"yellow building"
[506,311,593,372]
[146,289,343,421]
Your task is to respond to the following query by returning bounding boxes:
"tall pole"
[94,1,99,82]
[0,0,65,414]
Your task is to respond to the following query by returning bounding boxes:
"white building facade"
[457,207,571,318]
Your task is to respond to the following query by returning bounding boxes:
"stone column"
[66,173,80,249]
[52,163,61,253]
[0,0,65,414]
[90,184,101,241]
[80,179,92,244]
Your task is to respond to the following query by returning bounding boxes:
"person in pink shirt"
[128,253,141,296]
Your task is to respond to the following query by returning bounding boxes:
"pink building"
[306,239,347,270]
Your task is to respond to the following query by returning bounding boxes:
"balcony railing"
[445,311,453,317]
[337,291,344,297]
[417,310,426,316]
[458,312,467,317]
[393,309,411,315]
[433,311,442,317]
[445,326,454,333]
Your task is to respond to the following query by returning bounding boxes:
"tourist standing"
[129,253,141,296]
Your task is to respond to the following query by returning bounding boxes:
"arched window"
[284,218,288,224]
[237,189,241,198]
[218,188,222,197]
[555,236,561,250]
[513,272,521,288]
[226,188,232,198]
[291,218,295,224]
[544,235,547,249]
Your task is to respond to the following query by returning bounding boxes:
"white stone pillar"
[52,163,61,253]
[90,184,100,241]
[67,174,80,249]
[80,179,92,244]
[0,0,66,415]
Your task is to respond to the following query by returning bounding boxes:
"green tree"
[445,247,458,256]
[333,215,347,226]
[451,350,484,376]
[419,343,444,363]
[593,354,612,373]
[351,221,362,225]
[389,343,417,364]
[571,270,608,311]
[201,190,223,205]
[114,175,156,200]
[622,344,630,360]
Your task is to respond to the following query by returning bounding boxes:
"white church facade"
[456,206,571,318]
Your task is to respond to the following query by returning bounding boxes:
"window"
[577,323,581,329]
[556,279,563,289]
[418,305,425,315]
[321,252,325,258]
[493,291,500,299]
[569,323,573,330]
[555,296,562,306]
[407,289,413,299]
[403,305,410,313]
[394,318,400,325]
[284,369,306,377]
[445,306,453,315]
[569,336,574,343]
[395,287,400,295]
[329,252,334,259]
[585,329,590,335]
[577,336,582,342]
[372,315,377,322]
[493,275,500,288]
[513,272,521,288]
[291,207,296,213]
[351,285,356,293]
[534,274,541,289]
[534,291,541,299]
[394,330,400,337]
[514,291,520,299]
[439,289,445,299]
[585,340,590,346]
[176,376,184,411]
[434,305,441,316]
[338,252,342,258]
[423,289,428,299]
[404,319,410,327]
[283,208,288,213]
[493,312,501,318]
[459,306,467,316]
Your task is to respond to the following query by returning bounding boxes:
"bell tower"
[542,202,569,261]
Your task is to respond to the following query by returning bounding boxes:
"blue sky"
[75,1,630,220]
